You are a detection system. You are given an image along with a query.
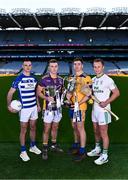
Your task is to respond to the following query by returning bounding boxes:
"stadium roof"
[0,8,128,30]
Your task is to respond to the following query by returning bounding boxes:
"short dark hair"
[23,59,31,64]
[73,57,83,64]
[49,59,58,65]
[23,59,31,62]
[93,58,104,66]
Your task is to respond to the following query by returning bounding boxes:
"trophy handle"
[73,92,81,122]
[61,89,67,105]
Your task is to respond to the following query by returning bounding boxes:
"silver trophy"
[46,86,56,114]
[60,88,67,105]
[62,76,76,107]
[56,89,62,114]
[73,92,81,122]
[67,76,76,93]
[64,76,81,122]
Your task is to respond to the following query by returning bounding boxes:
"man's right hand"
[46,96,54,102]
[66,92,72,100]
[8,105,18,113]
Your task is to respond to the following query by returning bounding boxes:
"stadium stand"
[0,61,48,75]
[31,61,47,74]
[104,61,118,73]
[0,8,128,75]
[83,61,94,75]
[57,61,70,75]
[116,61,128,69]
[0,61,22,74]
[114,61,128,74]
[0,30,127,46]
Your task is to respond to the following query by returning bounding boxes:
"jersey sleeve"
[108,78,117,90]
[11,76,20,89]
[39,77,46,87]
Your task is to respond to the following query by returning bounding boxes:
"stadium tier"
[116,60,128,69]
[0,30,127,46]
[0,61,22,74]
[31,61,47,74]
[0,30,127,60]
[0,10,127,74]
[0,60,124,75]
[0,9,128,29]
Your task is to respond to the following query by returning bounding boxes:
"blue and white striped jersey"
[12,73,37,109]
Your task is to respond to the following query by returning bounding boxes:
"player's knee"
[77,124,85,133]
[72,122,77,130]
[100,130,108,139]
[30,124,36,131]
[20,126,27,134]
[44,126,50,135]
[94,128,99,136]
[52,124,58,132]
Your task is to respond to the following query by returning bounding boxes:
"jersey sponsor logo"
[93,86,103,93]
[24,83,36,89]
[94,86,99,90]
[93,90,104,93]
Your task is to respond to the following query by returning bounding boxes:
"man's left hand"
[99,101,108,108]
[37,105,41,112]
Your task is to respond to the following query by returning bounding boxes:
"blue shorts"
[69,109,85,122]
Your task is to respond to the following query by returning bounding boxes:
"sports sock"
[51,139,57,146]
[103,149,108,155]
[43,143,48,149]
[52,139,56,143]
[72,142,80,148]
[51,142,57,146]
[95,142,100,148]
[30,141,36,147]
[21,145,26,152]
[79,147,86,154]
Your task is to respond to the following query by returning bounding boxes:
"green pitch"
[0,76,128,179]
[0,143,128,179]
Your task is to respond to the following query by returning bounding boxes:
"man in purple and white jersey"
[38,59,64,160]
[7,60,41,162]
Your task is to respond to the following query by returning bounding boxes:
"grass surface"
[0,143,128,179]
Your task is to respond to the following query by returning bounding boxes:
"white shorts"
[92,110,111,125]
[19,105,38,123]
[43,110,62,123]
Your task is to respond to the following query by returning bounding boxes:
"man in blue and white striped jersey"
[7,60,41,162]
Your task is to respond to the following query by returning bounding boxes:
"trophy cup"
[67,76,76,92]
[56,89,62,114]
[46,86,56,115]
[60,88,67,105]
[63,76,76,107]
[72,91,81,122]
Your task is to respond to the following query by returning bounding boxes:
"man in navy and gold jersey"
[38,59,64,160]
[67,57,92,162]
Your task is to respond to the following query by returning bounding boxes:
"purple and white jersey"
[40,74,64,110]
